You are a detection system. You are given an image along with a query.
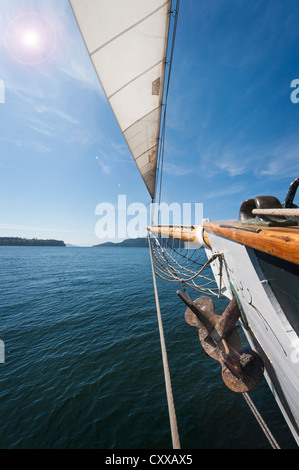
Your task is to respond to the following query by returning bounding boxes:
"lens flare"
[5,12,57,65]
[23,30,40,48]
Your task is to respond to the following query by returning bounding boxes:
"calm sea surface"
[0,246,296,449]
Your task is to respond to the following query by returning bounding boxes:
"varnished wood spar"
[148,225,211,248]
[148,222,299,265]
[203,221,299,265]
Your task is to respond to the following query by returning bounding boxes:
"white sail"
[69,0,172,199]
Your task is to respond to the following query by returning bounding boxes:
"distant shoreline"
[92,237,149,248]
[0,237,184,248]
[92,237,184,248]
[0,237,66,247]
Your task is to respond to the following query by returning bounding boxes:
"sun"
[5,12,57,65]
[22,29,40,49]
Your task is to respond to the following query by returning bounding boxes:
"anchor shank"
[177,291,222,343]
[177,291,240,343]
[214,297,241,339]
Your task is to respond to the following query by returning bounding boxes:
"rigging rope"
[148,232,282,449]
[148,233,181,449]
[154,0,181,221]
[148,2,281,450]
[243,392,281,449]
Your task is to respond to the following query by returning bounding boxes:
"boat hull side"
[204,231,299,446]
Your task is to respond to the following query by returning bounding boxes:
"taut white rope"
[148,233,181,449]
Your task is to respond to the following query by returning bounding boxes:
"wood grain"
[203,221,299,265]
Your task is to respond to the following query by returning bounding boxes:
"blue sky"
[0,0,299,246]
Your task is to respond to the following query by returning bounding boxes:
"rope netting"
[148,229,282,449]
[148,230,222,298]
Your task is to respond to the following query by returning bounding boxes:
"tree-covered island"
[0,237,66,246]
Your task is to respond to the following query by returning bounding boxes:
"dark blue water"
[0,246,296,449]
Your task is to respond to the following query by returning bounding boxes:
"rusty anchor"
[177,291,264,393]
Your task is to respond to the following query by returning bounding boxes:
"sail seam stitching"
[135,144,158,162]
[122,106,162,134]
[107,60,165,100]
[90,1,170,57]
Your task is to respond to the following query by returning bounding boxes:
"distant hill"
[93,237,149,247]
[0,237,66,247]
[93,237,184,248]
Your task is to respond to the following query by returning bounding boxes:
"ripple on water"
[0,247,296,449]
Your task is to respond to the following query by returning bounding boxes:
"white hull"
[205,231,299,446]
